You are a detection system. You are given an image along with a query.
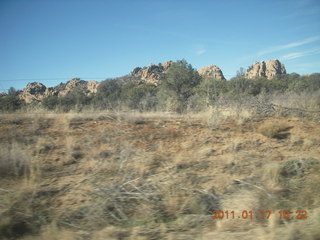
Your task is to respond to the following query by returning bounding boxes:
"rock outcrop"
[131,61,227,84]
[19,78,100,103]
[19,82,47,103]
[58,78,86,97]
[245,59,286,79]
[131,61,173,85]
[198,65,226,81]
[16,59,287,103]
[87,80,99,94]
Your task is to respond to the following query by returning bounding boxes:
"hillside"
[1,59,319,115]
[1,59,287,104]
[0,58,320,239]
[1,110,320,239]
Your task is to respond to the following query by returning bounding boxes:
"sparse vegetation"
[2,60,319,115]
[258,120,291,138]
[0,111,319,239]
[0,60,320,239]
[0,143,30,178]
[158,60,201,113]
[0,94,24,112]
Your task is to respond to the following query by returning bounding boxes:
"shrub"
[121,83,158,111]
[0,95,24,112]
[160,60,201,113]
[258,121,291,139]
[60,90,93,112]
[0,143,29,178]
[94,79,122,109]
[42,96,59,110]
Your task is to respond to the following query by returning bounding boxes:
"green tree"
[8,87,18,96]
[196,77,228,107]
[160,60,201,112]
[0,95,24,112]
[94,79,122,109]
[121,82,158,111]
[42,96,59,110]
[60,89,93,112]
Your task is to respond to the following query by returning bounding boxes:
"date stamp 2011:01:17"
[211,210,308,220]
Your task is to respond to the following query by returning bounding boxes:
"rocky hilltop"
[19,82,47,103]
[131,61,226,85]
[131,61,173,86]
[19,78,99,103]
[15,60,287,103]
[245,59,286,79]
[198,65,226,81]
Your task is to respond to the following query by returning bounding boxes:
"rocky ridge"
[245,59,286,79]
[131,61,173,86]
[8,60,287,103]
[131,61,226,85]
[19,82,47,103]
[19,78,99,103]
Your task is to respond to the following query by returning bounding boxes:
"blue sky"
[0,0,320,91]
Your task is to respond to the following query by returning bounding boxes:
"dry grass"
[258,120,291,139]
[270,90,320,111]
[0,143,30,178]
[0,109,319,239]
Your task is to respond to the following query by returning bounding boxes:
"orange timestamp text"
[211,210,308,220]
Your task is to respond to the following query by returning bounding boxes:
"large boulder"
[19,82,47,103]
[131,61,173,85]
[54,78,99,97]
[198,65,226,81]
[245,59,286,79]
[57,78,87,97]
[87,80,99,94]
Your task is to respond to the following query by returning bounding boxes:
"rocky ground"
[0,111,319,239]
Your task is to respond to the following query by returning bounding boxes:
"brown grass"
[0,111,319,239]
[258,120,291,138]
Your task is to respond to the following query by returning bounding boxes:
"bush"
[94,79,122,109]
[0,143,29,178]
[160,60,201,112]
[42,90,93,112]
[60,90,93,112]
[42,96,59,110]
[258,121,291,139]
[196,77,228,107]
[0,95,24,112]
[121,83,158,111]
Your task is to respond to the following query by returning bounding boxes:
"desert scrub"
[0,143,30,178]
[258,120,291,139]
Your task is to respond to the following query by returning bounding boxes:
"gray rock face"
[131,61,173,85]
[245,60,286,79]
[198,65,226,81]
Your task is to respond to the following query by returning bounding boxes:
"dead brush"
[258,120,291,139]
[0,143,30,178]
[91,177,163,225]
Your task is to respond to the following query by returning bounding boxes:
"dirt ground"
[1,112,320,239]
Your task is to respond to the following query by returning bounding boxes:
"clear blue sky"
[0,0,320,91]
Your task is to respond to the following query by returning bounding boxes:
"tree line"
[1,60,320,112]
